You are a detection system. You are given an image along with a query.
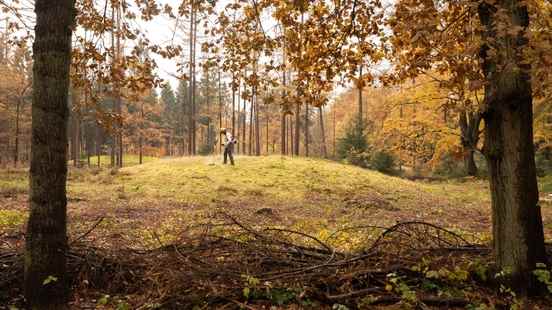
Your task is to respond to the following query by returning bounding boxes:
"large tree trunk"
[464,149,477,176]
[479,0,546,294]
[25,0,75,308]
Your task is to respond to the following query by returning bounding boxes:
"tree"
[318,105,327,158]
[177,79,189,155]
[24,0,76,308]
[478,0,545,292]
[161,84,177,155]
[386,0,548,292]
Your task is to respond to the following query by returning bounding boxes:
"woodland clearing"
[2,156,552,309]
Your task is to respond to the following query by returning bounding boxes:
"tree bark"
[332,106,336,158]
[459,111,481,176]
[358,65,363,127]
[191,8,197,155]
[96,123,101,167]
[115,4,123,167]
[25,0,75,308]
[14,98,21,166]
[289,115,294,156]
[319,106,327,158]
[281,38,287,156]
[281,111,286,155]
[228,71,233,154]
[241,86,246,154]
[254,86,260,156]
[479,0,546,294]
[266,112,269,155]
[305,102,309,157]
[187,3,196,156]
[236,81,241,154]
[294,103,300,156]
[249,97,253,156]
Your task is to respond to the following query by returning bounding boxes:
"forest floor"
[1,156,552,309]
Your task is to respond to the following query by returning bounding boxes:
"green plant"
[533,263,552,293]
[370,150,396,174]
[337,117,369,162]
[386,272,417,303]
[241,274,260,299]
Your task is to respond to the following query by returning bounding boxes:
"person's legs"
[229,149,234,165]
[223,147,228,164]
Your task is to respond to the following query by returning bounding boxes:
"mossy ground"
[2,155,552,249]
[2,155,552,309]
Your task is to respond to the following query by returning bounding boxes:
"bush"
[337,117,368,160]
[536,148,552,177]
[198,143,215,155]
[346,148,371,168]
[370,150,396,173]
[432,153,465,178]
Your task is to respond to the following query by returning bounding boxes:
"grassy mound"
[2,156,552,308]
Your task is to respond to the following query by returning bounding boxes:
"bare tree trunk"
[459,111,481,176]
[358,65,363,127]
[281,111,286,155]
[319,106,327,158]
[139,100,144,165]
[294,103,300,156]
[304,102,309,157]
[96,124,101,167]
[289,115,294,157]
[332,106,336,158]
[187,3,196,156]
[115,4,123,167]
[84,88,90,167]
[249,97,253,156]
[266,112,269,155]
[241,87,246,154]
[14,98,21,166]
[25,0,75,307]
[74,109,80,167]
[191,8,197,155]
[281,37,287,155]
[254,86,260,156]
[236,81,241,154]
[479,0,546,294]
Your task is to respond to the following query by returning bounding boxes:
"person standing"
[221,128,237,165]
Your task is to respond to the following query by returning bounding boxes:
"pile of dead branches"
[1,214,495,309]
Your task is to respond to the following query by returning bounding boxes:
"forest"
[1,0,552,309]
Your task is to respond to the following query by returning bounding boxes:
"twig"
[69,217,104,245]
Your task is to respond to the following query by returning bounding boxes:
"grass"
[540,174,552,194]
[77,154,158,168]
[2,155,552,250]
[0,210,26,231]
